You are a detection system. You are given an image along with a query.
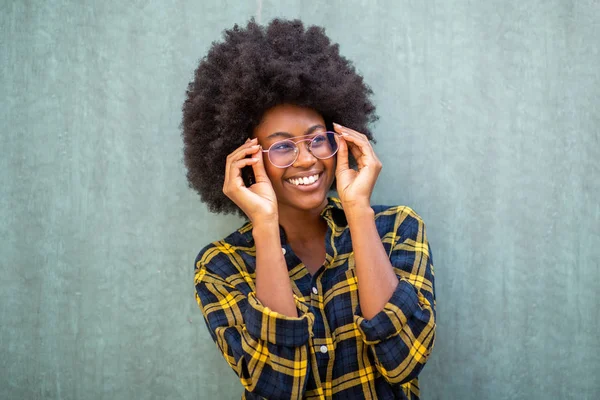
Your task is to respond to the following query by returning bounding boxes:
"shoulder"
[193,221,255,278]
[372,204,423,222]
[370,204,426,234]
[328,197,426,232]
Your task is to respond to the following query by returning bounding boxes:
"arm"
[333,123,436,384]
[194,245,312,399]
[352,208,436,384]
[345,204,398,319]
[205,138,307,398]
[253,221,298,317]
[333,122,397,318]
[222,138,297,317]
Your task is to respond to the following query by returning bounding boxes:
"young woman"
[182,19,436,400]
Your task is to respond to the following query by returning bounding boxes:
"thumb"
[336,135,350,174]
[251,146,270,182]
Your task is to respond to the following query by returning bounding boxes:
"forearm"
[346,205,398,319]
[253,221,298,317]
[196,266,311,398]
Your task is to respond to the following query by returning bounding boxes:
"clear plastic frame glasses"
[261,131,341,168]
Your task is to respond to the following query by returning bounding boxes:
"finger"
[338,133,369,167]
[225,144,260,178]
[333,123,373,154]
[229,157,260,186]
[226,139,258,171]
[249,146,270,182]
[333,123,370,143]
[232,157,259,170]
[334,128,372,152]
[223,155,259,195]
[228,140,259,162]
[336,135,350,173]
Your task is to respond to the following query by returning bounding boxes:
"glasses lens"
[269,140,298,167]
[310,132,339,159]
[267,132,339,167]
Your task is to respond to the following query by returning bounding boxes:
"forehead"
[253,104,325,140]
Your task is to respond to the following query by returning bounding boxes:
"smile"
[286,173,321,186]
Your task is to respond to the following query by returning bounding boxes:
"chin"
[277,186,330,213]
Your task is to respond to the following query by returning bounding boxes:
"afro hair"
[182,18,377,217]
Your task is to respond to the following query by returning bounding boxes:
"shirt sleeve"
[353,207,436,385]
[194,245,313,400]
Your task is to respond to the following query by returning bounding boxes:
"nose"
[292,141,317,168]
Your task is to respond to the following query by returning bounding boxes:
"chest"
[292,243,326,275]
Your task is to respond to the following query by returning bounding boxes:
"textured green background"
[1,1,599,399]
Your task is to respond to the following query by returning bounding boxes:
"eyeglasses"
[261,131,340,168]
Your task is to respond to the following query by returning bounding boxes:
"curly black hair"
[182,18,377,217]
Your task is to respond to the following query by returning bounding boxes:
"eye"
[270,140,296,152]
[311,134,327,146]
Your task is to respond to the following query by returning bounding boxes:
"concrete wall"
[1,1,599,399]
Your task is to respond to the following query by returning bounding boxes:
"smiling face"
[252,104,336,215]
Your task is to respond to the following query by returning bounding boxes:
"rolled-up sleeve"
[353,208,436,385]
[195,246,313,399]
[244,292,313,347]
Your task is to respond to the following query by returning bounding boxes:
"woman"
[182,18,435,400]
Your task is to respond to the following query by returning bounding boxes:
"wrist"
[343,201,374,220]
[252,219,280,241]
[250,211,279,227]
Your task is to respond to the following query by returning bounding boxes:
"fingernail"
[251,138,258,142]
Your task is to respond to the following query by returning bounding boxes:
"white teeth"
[287,174,320,186]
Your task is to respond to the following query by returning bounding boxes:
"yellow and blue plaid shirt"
[194,198,436,399]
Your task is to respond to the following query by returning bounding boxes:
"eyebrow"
[266,124,326,140]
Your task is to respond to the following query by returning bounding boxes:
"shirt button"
[319,345,328,354]
[312,287,318,295]
[281,247,286,255]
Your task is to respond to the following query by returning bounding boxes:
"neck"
[277,199,328,244]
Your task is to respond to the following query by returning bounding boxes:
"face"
[252,104,336,214]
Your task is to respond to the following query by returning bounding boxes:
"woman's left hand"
[334,123,382,210]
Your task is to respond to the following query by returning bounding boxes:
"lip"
[284,172,323,191]
[284,170,323,180]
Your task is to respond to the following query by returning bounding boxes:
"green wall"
[1,1,598,399]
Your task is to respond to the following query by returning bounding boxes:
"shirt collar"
[239,197,347,244]
[320,197,347,227]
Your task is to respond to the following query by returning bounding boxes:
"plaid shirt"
[194,197,436,399]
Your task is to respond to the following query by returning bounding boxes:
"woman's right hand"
[223,138,278,224]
